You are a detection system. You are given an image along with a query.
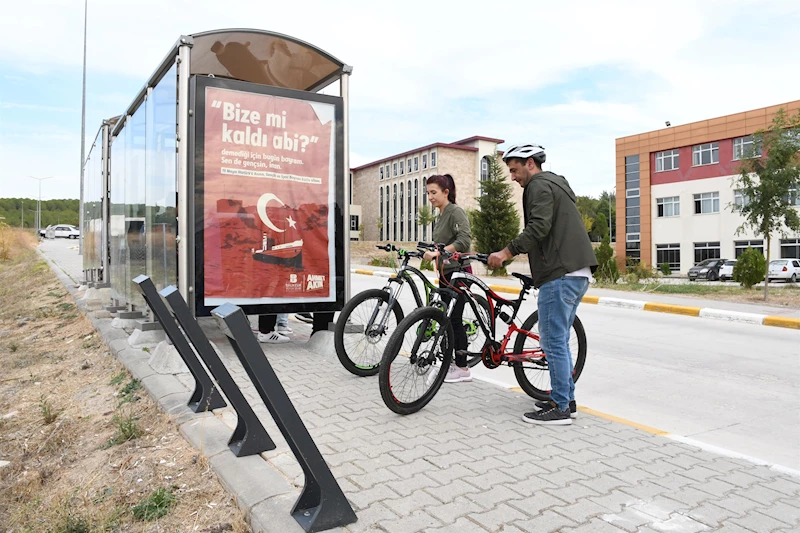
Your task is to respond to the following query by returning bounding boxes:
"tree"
[471,153,521,276]
[592,212,609,240]
[730,107,800,300]
[733,247,766,289]
[417,204,435,242]
[594,234,619,283]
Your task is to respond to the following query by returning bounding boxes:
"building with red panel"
[615,100,800,274]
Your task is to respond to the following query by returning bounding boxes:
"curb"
[350,268,800,330]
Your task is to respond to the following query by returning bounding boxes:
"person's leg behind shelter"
[276,313,292,334]
[442,271,471,383]
[257,314,289,344]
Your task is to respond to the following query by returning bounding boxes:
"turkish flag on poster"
[202,86,336,305]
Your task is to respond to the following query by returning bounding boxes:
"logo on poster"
[285,273,303,292]
[290,274,297,283]
[305,274,326,291]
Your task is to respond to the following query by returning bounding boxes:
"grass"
[131,487,177,521]
[104,412,142,448]
[109,371,127,386]
[39,395,58,424]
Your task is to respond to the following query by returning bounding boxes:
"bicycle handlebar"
[375,243,425,259]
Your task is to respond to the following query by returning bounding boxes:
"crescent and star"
[256,193,296,233]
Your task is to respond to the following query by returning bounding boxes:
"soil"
[0,229,250,532]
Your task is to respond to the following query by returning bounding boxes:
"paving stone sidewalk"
[41,240,800,532]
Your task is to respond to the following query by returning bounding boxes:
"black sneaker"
[523,404,572,425]
[535,399,577,419]
[295,313,313,323]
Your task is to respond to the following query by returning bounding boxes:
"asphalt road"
[348,273,800,471]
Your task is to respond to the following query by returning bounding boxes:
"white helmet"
[503,143,546,165]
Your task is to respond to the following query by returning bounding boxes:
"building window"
[694,242,721,263]
[656,243,680,271]
[625,154,640,189]
[407,159,412,173]
[655,149,679,172]
[414,179,419,241]
[407,180,412,241]
[431,151,437,167]
[781,238,800,259]
[414,156,419,172]
[400,182,404,241]
[784,185,800,206]
[733,135,761,160]
[625,155,640,238]
[422,154,428,169]
[692,142,719,166]
[399,161,404,175]
[656,196,680,218]
[385,186,390,240]
[379,189,383,240]
[393,184,397,239]
[694,192,720,214]
[380,167,384,180]
[385,164,390,178]
[734,190,751,211]
[393,163,397,177]
[481,156,490,182]
[734,240,764,258]
[626,241,641,262]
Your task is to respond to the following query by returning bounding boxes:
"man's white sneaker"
[257,331,290,344]
[444,365,472,383]
[276,325,293,334]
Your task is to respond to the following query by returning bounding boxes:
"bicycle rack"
[160,285,276,457]
[211,302,357,533]
[133,275,226,413]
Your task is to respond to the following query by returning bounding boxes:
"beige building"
[350,136,523,243]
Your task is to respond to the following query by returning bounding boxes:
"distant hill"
[0,198,79,229]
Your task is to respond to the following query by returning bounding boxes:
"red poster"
[202,86,336,305]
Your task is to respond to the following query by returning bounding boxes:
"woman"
[422,174,473,383]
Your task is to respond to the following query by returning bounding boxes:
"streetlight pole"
[28,176,54,234]
[79,0,88,254]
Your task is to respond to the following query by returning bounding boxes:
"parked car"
[41,224,80,239]
[719,259,736,282]
[687,258,728,281]
[768,259,800,283]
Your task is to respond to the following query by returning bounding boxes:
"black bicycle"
[334,244,490,377]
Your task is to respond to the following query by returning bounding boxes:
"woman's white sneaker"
[257,331,290,344]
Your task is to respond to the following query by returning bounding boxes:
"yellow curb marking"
[582,295,600,304]
[643,302,702,317]
[506,387,669,435]
[354,269,375,276]
[763,316,800,330]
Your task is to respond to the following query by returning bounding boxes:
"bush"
[733,248,766,289]
[368,255,398,269]
[625,260,655,283]
[660,262,671,276]
[593,234,619,283]
[420,259,434,271]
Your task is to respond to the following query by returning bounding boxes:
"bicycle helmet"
[502,143,546,165]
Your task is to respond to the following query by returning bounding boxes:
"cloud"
[1,0,800,201]
[0,102,78,112]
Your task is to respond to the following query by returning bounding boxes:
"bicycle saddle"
[512,272,535,287]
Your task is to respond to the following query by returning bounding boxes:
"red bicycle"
[378,244,587,415]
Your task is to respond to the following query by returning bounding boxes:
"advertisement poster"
[201,85,337,306]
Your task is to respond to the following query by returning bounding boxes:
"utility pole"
[28,176,54,234]
[79,0,88,254]
[21,200,24,229]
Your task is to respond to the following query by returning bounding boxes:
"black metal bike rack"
[211,302,357,533]
[133,275,226,413]
[160,285,276,457]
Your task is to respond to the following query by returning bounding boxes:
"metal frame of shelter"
[81,29,352,317]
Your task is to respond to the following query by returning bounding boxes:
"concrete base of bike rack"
[305,330,337,358]
[128,327,166,348]
[148,340,189,374]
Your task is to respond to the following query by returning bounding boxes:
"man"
[488,144,597,426]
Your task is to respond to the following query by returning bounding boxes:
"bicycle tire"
[334,288,404,377]
[379,307,453,415]
[463,294,491,368]
[512,310,587,401]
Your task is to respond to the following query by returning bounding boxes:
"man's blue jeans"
[537,275,589,411]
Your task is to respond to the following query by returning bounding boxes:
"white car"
[44,224,81,239]
[719,259,736,281]
[768,259,800,283]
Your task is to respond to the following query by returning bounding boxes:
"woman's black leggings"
[439,272,468,367]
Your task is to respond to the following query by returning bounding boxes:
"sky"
[1,0,800,202]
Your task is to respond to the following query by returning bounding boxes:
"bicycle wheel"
[511,311,587,401]
[379,307,454,415]
[462,294,490,368]
[334,289,404,377]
